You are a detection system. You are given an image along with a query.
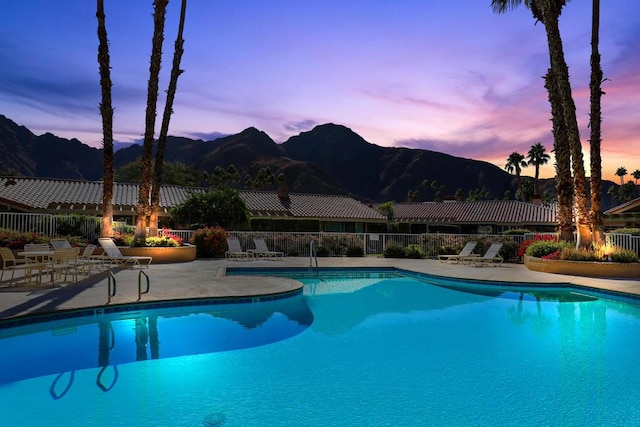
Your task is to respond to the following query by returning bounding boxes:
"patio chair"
[77,244,109,276]
[0,247,36,286]
[98,238,152,269]
[461,243,504,267]
[225,237,253,261]
[48,248,82,285]
[251,238,284,260]
[438,241,478,264]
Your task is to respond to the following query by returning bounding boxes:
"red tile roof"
[241,190,386,220]
[0,177,385,221]
[393,200,557,225]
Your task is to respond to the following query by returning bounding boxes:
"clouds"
[283,120,317,133]
[0,0,638,182]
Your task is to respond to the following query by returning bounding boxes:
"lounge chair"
[98,238,152,268]
[438,241,478,263]
[225,237,253,261]
[77,244,109,275]
[50,239,73,249]
[251,237,284,260]
[461,243,504,267]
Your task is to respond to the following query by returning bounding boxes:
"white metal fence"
[223,231,527,257]
[0,212,101,242]
[1,212,639,257]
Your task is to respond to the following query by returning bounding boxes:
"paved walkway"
[1,257,640,320]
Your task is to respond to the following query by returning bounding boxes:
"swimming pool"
[1,268,640,426]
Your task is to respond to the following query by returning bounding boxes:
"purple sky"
[1,1,638,182]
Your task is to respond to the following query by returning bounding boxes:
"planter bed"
[524,255,640,279]
[117,244,196,264]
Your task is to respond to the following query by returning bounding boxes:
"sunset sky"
[1,1,638,182]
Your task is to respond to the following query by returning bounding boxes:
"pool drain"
[203,412,226,426]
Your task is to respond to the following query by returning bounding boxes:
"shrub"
[609,247,639,263]
[159,228,184,246]
[525,239,573,258]
[346,245,364,257]
[316,246,330,257]
[559,247,601,262]
[190,226,228,258]
[112,231,134,246]
[0,229,49,249]
[519,234,559,257]
[405,244,424,259]
[438,245,457,256]
[499,241,519,262]
[143,236,179,247]
[384,244,405,258]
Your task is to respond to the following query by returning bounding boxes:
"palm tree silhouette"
[615,166,628,187]
[505,151,527,200]
[526,142,550,196]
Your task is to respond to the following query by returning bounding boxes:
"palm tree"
[492,0,591,247]
[505,151,527,200]
[526,142,550,196]
[632,169,640,185]
[149,0,187,237]
[545,70,574,241]
[96,0,114,238]
[421,179,430,201]
[615,167,628,187]
[377,201,394,232]
[135,0,169,241]
[589,0,605,245]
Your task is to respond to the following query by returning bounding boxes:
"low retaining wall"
[524,255,640,279]
[118,244,196,264]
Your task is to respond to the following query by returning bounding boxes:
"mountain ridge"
[0,113,618,206]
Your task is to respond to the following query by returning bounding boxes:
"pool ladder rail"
[106,270,150,303]
[309,240,318,269]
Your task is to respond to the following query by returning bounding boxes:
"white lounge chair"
[98,238,152,268]
[77,244,109,275]
[438,241,478,263]
[251,238,284,260]
[50,239,73,249]
[225,237,252,261]
[461,243,504,267]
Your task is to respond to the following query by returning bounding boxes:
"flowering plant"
[518,234,557,258]
[190,226,228,257]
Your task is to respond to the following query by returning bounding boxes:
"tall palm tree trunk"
[544,70,574,241]
[135,0,168,241]
[589,0,605,245]
[149,0,187,237]
[97,0,114,238]
[539,0,591,248]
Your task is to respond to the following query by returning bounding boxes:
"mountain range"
[0,114,617,206]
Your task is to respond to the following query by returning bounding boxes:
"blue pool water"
[1,268,640,426]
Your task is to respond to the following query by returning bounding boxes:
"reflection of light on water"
[4,272,640,426]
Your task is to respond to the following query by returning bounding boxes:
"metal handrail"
[309,240,318,268]
[138,270,150,300]
[107,271,116,304]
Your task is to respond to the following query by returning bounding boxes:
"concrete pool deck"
[1,257,640,320]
